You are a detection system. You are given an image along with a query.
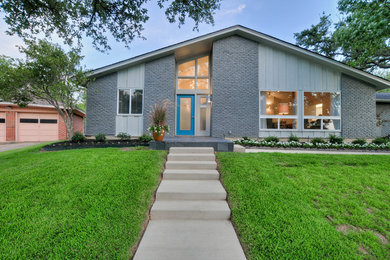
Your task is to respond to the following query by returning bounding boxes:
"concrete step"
[169,147,214,154]
[134,220,246,260]
[166,161,217,170]
[167,153,216,161]
[157,180,227,200]
[164,169,219,180]
[151,200,231,220]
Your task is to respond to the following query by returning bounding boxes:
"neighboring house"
[376,93,390,137]
[86,25,390,139]
[0,101,85,142]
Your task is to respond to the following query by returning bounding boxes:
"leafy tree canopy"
[294,0,390,71]
[0,0,221,51]
[0,40,89,139]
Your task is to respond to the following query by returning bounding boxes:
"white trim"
[88,25,390,90]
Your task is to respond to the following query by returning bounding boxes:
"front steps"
[134,147,246,260]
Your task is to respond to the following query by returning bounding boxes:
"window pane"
[323,119,340,130]
[304,92,340,116]
[197,56,209,76]
[178,79,195,90]
[261,118,278,129]
[180,98,192,130]
[200,97,207,104]
[304,119,322,129]
[280,119,297,129]
[200,107,206,131]
[118,90,130,114]
[178,60,195,76]
[260,91,297,115]
[131,89,143,114]
[197,78,209,90]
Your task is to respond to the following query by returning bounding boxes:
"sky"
[0,0,340,70]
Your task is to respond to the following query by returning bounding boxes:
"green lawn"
[217,152,390,259]
[0,145,166,259]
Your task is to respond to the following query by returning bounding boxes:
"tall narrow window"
[177,56,209,90]
[118,89,143,115]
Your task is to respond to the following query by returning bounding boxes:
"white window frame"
[302,91,341,131]
[117,89,144,116]
[259,91,342,132]
[176,55,210,94]
[259,91,298,131]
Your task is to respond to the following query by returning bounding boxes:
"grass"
[217,152,390,259]
[0,145,166,259]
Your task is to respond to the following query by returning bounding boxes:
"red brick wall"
[58,115,67,140]
[73,114,85,134]
[5,111,15,141]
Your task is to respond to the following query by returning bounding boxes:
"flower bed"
[235,138,390,151]
[41,140,149,151]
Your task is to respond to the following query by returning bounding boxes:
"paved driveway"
[0,142,42,152]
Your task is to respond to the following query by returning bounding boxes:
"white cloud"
[224,4,246,15]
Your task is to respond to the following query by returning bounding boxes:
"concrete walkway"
[0,142,42,152]
[134,147,246,260]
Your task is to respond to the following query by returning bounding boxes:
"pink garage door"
[0,112,6,142]
[17,113,59,142]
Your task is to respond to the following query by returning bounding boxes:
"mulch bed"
[41,140,149,151]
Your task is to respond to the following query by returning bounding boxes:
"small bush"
[372,137,389,145]
[352,138,366,145]
[242,136,250,141]
[95,133,107,142]
[264,136,279,142]
[311,137,326,145]
[139,133,153,142]
[117,132,131,140]
[71,131,86,143]
[329,134,344,144]
[288,134,299,142]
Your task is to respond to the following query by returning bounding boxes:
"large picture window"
[260,91,341,131]
[304,92,341,130]
[260,91,297,130]
[177,56,209,90]
[118,89,143,115]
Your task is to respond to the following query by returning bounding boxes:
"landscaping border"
[41,140,150,151]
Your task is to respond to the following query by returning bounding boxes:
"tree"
[0,40,89,140]
[0,0,221,51]
[294,0,390,71]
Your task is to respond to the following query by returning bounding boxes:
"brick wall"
[86,73,117,135]
[143,55,175,135]
[211,36,259,138]
[341,75,376,138]
[5,111,15,141]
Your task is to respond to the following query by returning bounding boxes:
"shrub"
[95,133,107,142]
[117,132,131,140]
[311,137,326,145]
[242,136,250,141]
[352,138,367,145]
[139,133,153,142]
[71,131,86,143]
[372,137,389,145]
[288,134,299,142]
[264,136,279,142]
[329,134,344,144]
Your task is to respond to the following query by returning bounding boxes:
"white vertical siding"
[259,44,340,92]
[116,64,145,136]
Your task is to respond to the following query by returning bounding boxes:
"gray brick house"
[86,25,390,139]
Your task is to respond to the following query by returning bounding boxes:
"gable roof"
[89,25,390,90]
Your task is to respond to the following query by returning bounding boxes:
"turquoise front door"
[177,95,195,135]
